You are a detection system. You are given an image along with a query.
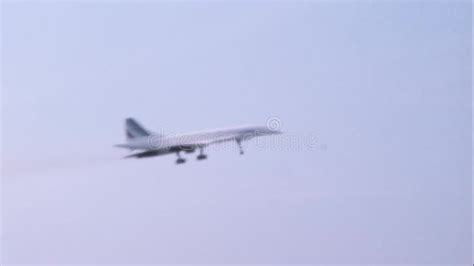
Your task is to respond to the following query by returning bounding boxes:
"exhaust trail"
[2,149,125,184]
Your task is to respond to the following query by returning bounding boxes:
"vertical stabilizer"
[125,118,150,140]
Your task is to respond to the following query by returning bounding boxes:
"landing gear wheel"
[175,151,186,164]
[197,147,208,161]
[197,154,208,160]
[237,139,244,155]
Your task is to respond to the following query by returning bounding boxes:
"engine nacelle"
[184,149,195,153]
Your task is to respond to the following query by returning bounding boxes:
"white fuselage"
[117,125,279,151]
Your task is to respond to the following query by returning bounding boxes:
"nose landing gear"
[237,139,244,155]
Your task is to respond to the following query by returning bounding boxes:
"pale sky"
[1,1,472,264]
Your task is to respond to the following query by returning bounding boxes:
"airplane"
[115,118,282,164]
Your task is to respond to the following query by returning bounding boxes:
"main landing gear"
[197,147,208,160]
[175,151,186,164]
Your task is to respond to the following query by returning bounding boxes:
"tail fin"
[125,118,151,140]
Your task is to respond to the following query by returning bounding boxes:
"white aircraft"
[115,118,282,164]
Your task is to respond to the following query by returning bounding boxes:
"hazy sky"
[1,1,471,264]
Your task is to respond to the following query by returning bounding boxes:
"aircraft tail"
[125,118,151,140]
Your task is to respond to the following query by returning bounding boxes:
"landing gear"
[197,147,208,160]
[197,154,207,160]
[175,151,186,164]
[236,139,244,155]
